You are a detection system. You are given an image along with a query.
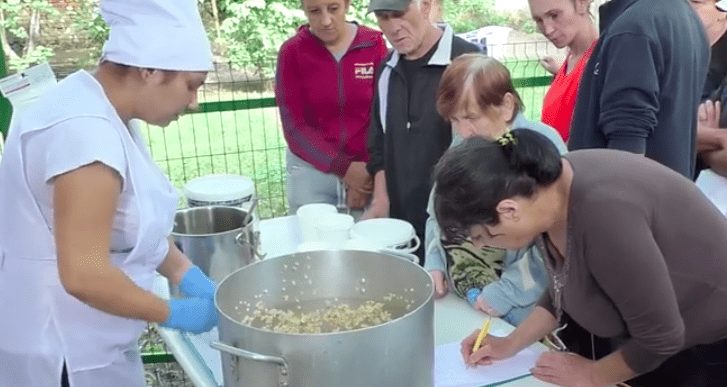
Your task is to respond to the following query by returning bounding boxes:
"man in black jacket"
[364,0,479,264]
[568,0,709,179]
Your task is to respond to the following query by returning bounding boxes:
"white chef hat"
[100,0,213,72]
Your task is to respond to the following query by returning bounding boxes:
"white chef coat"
[0,70,178,387]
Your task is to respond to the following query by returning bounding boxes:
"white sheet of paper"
[435,341,540,387]
[696,169,727,216]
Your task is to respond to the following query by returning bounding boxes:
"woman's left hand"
[531,351,600,387]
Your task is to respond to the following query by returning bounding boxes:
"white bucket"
[350,218,421,254]
[183,174,255,208]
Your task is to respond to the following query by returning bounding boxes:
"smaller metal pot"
[171,206,263,286]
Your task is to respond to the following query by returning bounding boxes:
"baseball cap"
[718,0,727,12]
[367,0,411,13]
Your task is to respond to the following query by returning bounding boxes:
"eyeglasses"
[543,323,569,352]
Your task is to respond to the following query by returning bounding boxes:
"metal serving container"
[212,250,435,387]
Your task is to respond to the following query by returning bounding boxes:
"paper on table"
[435,340,540,387]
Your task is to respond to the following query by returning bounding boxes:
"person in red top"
[530,0,598,142]
[275,0,388,214]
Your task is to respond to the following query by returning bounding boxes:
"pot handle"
[235,230,267,260]
[378,234,421,260]
[406,234,421,254]
[378,248,419,263]
[210,341,289,387]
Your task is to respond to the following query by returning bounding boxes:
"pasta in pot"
[241,293,415,334]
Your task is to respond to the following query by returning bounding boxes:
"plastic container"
[314,213,354,249]
[183,174,255,208]
[296,203,338,243]
[350,218,421,254]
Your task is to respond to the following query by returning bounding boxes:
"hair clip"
[496,131,516,147]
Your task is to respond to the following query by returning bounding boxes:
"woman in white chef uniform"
[0,1,219,386]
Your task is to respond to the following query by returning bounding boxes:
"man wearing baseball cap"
[364,0,479,264]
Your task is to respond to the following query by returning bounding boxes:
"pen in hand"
[472,316,492,353]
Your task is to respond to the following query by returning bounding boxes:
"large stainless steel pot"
[171,206,262,285]
[212,250,435,387]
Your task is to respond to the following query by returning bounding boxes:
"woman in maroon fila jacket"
[275,0,387,214]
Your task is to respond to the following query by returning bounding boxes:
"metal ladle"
[243,197,258,227]
[239,198,266,260]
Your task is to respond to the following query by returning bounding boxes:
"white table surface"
[153,215,555,387]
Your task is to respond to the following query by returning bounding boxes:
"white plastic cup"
[296,203,338,242]
[314,213,354,249]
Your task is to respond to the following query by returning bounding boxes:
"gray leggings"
[285,149,346,214]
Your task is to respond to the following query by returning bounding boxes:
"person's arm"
[464,306,558,365]
[540,56,563,76]
[589,351,638,385]
[701,147,727,177]
[584,200,685,378]
[365,64,386,180]
[156,238,192,286]
[424,186,448,295]
[363,68,390,219]
[479,247,547,317]
[362,170,389,219]
[424,186,446,271]
[275,42,352,177]
[697,127,727,152]
[697,101,725,152]
[54,163,169,323]
[598,33,659,154]
[507,306,559,351]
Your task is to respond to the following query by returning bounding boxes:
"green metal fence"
[0,43,11,140]
[1,42,559,219]
[136,40,558,221]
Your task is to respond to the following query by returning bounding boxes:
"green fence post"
[0,43,11,138]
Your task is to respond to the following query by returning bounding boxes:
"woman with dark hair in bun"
[434,129,727,386]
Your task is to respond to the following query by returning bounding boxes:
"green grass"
[141,107,288,218]
[140,60,550,219]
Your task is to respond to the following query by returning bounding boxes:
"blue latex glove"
[179,265,216,300]
[160,298,218,334]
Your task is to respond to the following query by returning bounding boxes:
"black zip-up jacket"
[568,0,709,179]
[367,25,479,261]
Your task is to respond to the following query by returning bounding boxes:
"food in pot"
[240,293,414,334]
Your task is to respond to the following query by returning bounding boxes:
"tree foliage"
[0,0,536,75]
[210,0,377,76]
[446,0,534,35]
[0,0,58,71]
[217,0,305,75]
